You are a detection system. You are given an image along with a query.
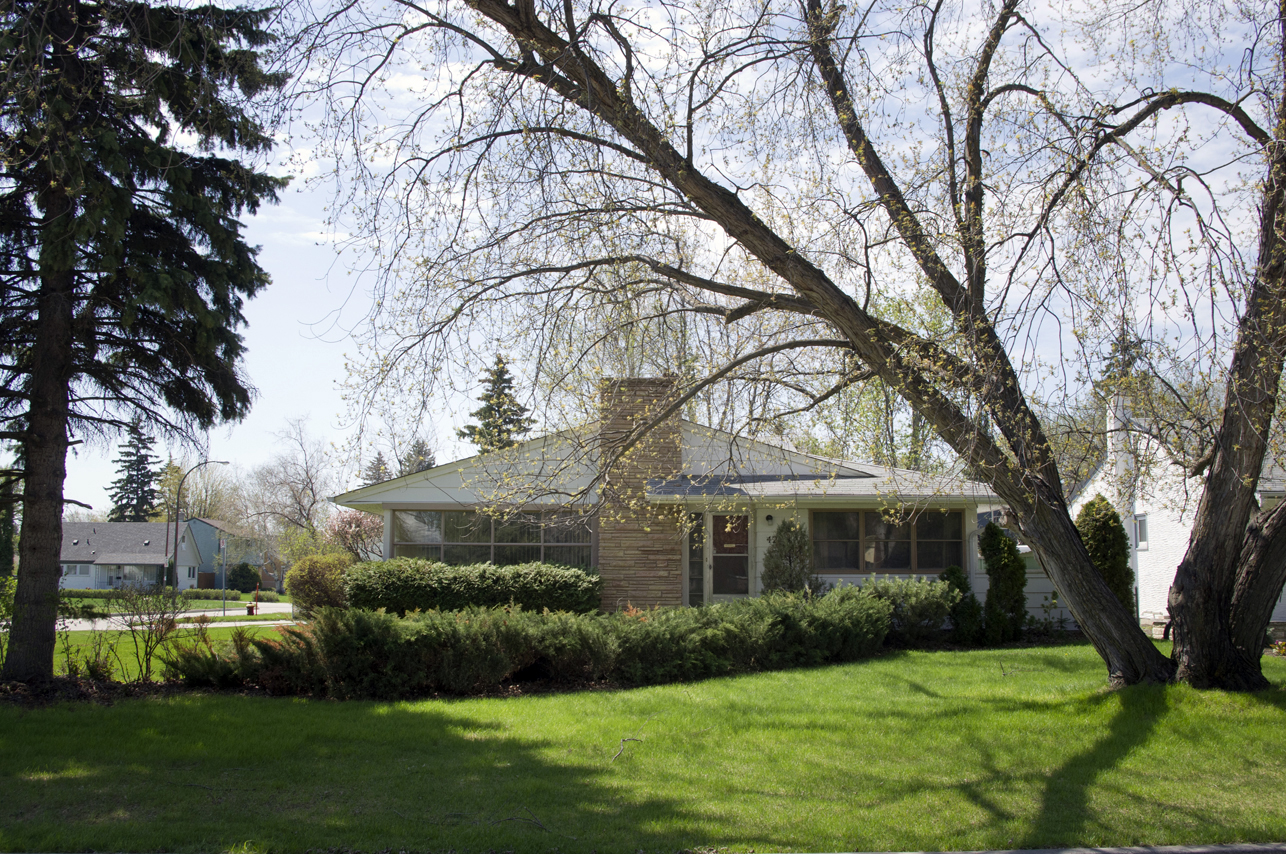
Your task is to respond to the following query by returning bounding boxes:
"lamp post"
[173,459,229,589]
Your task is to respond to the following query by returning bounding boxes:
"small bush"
[285,553,354,614]
[1075,494,1134,612]
[859,576,960,646]
[760,520,820,593]
[939,565,984,645]
[227,562,261,594]
[343,559,603,615]
[980,522,1027,644]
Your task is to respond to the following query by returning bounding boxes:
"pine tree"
[107,421,161,522]
[362,452,392,485]
[0,0,287,680]
[0,467,15,577]
[1075,494,1135,613]
[399,437,435,475]
[457,355,535,452]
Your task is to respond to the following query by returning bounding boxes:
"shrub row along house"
[335,377,1057,613]
[58,519,267,591]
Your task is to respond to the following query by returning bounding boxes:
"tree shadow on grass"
[0,693,697,854]
[1019,683,1167,848]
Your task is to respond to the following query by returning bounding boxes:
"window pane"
[916,511,962,540]
[712,515,748,553]
[865,539,912,571]
[545,512,592,544]
[393,544,441,560]
[393,510,442,544]
[443,544,491,565]
[814,540,860,571]
[444,511,490,543]
[712,555,749,594]
[813,511,860,540]
[495,513,541,544]
[495,544,541,565]
[544,545,592,569]
[865,512,910,540]
[917,541,947,570]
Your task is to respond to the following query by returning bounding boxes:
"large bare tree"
[307,0,1286,687]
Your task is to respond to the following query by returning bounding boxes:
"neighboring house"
[336,377,1017,611]
[1067,397,1286,633]
[59,521,171,589]
[175,518,267,590]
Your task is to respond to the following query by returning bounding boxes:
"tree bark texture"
[2,0,80,682]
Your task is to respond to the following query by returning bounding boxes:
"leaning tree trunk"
[1019,495,1176,686]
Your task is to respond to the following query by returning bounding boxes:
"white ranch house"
[336,377,1072,618]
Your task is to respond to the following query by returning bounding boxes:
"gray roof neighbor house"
[60,521,172,566]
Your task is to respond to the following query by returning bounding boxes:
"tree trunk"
[1020,497,1176,686]
[1229,500,1286,663]
[2,263,74,681]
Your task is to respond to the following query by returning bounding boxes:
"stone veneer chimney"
[596,377,684,610]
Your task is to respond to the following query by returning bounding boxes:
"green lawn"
[2,642,1284,854]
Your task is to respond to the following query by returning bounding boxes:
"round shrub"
[285,553,354,614]
[1075,494,1134,612]
[227,562,260,594]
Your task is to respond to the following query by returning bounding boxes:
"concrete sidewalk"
[62,599,296,633]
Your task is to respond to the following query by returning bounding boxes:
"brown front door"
[711,515,749,596]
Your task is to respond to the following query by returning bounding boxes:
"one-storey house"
[1068,397,1286,634]
[59,521,171,589]
[336,377,1075,614]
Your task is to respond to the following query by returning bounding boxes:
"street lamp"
[173,459,229,588]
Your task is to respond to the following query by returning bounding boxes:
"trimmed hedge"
[343,559,603,615]
[168,590,893,699]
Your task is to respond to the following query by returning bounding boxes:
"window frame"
[391,508,594,568]
[1134,514,1149,551]
[810,508,965,574]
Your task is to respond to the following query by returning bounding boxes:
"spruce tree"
[760,519,817,592]
[399,437,435,475]
[0,468,14,577]
[1075,494,1135,613]
[362,452,392,485]
[107,421,161,522]
[457,355,535,452]
[0,0,287,680]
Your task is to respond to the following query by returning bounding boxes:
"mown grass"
[2,642,1284,854]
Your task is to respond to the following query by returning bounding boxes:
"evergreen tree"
[0,465,15,577]
[0,0,287,681]
[457,355,535,452]
[399,437,435,475]
[979,522,1027,644]
[1076,494,1135,613]
[362,452,392,485]
[939,564,984,645]
[760,519,818,593]
[107,421,161,522]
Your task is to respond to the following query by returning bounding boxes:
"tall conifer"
[107,420,161,522]
[457,355,534,452]
[0,0,287,680]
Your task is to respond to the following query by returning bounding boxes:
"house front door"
[710,514,750,602]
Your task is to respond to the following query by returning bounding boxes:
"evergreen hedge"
[167,590,894,699]
[343,558,603,615]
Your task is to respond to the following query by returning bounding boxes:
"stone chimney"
[596,377,684,610]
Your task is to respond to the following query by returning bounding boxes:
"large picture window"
[391,509,592,568]
[812,510,964,574]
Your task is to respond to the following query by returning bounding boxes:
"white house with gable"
[1068,397,1286,633]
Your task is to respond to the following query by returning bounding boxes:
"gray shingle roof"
[61,522,171,565]
[647,467,996,502]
